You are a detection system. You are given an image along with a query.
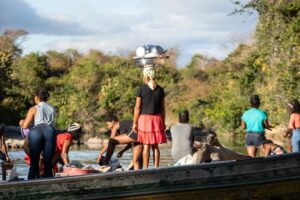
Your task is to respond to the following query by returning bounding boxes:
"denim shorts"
[127,131,137,141]
[245,133,266,147]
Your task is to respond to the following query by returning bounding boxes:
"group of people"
[0,88,82,179]
[96,68,300,169]
[241,95,300,157]
[168,95,300,164]
[97,66,167,171]
[1,65,300,178]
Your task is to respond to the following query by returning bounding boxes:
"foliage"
[0,1,299,136]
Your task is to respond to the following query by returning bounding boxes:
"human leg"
[42,125,56,178]
[143,144,150,169]
[103,138,120,165]
[28,127,44,179]
[133,143,143,170]
[152,144,160,168]
[246,146,257,157]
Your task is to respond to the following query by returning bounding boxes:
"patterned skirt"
[137,114,167,145]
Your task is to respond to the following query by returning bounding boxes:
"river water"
[7,135,247,180]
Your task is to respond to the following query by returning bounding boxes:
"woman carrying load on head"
[20,87,56,179]
[241,95,270,157]
[133,66,167,169]
[283,99,300,152]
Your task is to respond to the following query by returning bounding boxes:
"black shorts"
[127,131,137,141]
[245,133,266,147]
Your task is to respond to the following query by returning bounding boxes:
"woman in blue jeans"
[20,88,56,179]
[283,99,300,152]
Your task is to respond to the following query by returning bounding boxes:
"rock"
[5,139,24,149]
[85,137,103,144]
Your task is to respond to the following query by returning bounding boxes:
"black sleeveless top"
[117,120,133,135]
[136,84,165,114]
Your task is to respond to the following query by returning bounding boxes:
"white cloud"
[0,0,88,35]
[3,0,257,66]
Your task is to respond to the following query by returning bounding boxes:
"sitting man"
[170,110,194,162]
[262,139,287,157]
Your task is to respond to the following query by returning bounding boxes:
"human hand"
[96,154,103,164]
[132,123,138,133]
[283,131,291,138]
[117,151,123,158]
[64,163,71,167]
[5,156,10,162]
[19,119,24,127]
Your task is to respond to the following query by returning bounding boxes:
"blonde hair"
[143,66,156,90]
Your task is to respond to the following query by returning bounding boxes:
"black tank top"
[118,120,133,135]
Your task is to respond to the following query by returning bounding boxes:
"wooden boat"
[1,152,300,200]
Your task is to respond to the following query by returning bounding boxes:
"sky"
[0,0,257,67]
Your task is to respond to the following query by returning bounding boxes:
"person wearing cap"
[53,123,82,166]
[241,95,270,157]
[283,99,300,152]
[133,66,167,169]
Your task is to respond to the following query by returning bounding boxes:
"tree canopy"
[0,1,299,136]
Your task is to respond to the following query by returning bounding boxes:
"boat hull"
[1,153,300,199]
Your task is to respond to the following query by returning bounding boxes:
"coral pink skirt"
[137,114,167,144]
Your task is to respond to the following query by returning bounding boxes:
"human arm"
[263,145,271,157]
[20,107,36,129]
[241,120,246,129]
[284,114,295,137]
[133,97,142,133]
[283,128,293,137]
[23,137,30,155]
[264,119,271,130]
[61,139,72,165]
[96,127,118,163]
[161,97,166,128]
[117,143,133,158]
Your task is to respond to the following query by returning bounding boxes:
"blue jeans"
[28,125,56,179]
[292,129,300,152]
